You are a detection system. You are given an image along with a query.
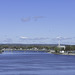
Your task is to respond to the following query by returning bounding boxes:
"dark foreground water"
[0,51,75,75]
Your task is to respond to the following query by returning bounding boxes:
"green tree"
[54,47,60,53]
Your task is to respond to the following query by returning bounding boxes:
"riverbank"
[48,52,75,55]
[62,53,75,55]
[1,49,75,56]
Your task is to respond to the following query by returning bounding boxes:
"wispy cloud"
[52,36,72,42]
[33,16,45,21]
[56,36,71,40]
[20,36,29,40]
[21,17,31,22]
[21,16,45,22]
[30,37,49,40]
[20,36,49,40]
[3,38,13,43]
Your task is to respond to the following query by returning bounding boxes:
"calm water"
[0,51,75,75]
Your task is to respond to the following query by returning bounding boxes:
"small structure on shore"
[57,37,66,53]
[57,45,66,50]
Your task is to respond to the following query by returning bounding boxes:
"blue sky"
[0,0,75,44]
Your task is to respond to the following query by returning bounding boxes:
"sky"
[0,0,75,44]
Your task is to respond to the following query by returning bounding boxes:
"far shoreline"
[1,49,75,56]
[48,52,75,56]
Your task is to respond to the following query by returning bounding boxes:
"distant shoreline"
[1,49,75,56]
[48,52,75,56]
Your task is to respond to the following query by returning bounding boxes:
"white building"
[60,50,65,53]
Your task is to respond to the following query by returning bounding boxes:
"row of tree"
[0,44,75,51]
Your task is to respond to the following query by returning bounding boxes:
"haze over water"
[0,51,75,75]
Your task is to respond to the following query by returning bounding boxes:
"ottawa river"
[0,50,75,75]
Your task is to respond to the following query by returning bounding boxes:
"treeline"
[0,44,56,50]
[65,45,75,51]
[0,44,75,51]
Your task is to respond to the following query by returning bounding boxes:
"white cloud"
[56,36,71,40]
[20,36,49,40]
[20,36,29,39]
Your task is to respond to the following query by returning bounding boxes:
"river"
[0,50,75,75]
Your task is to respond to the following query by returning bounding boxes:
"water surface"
[0,51,75,75]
